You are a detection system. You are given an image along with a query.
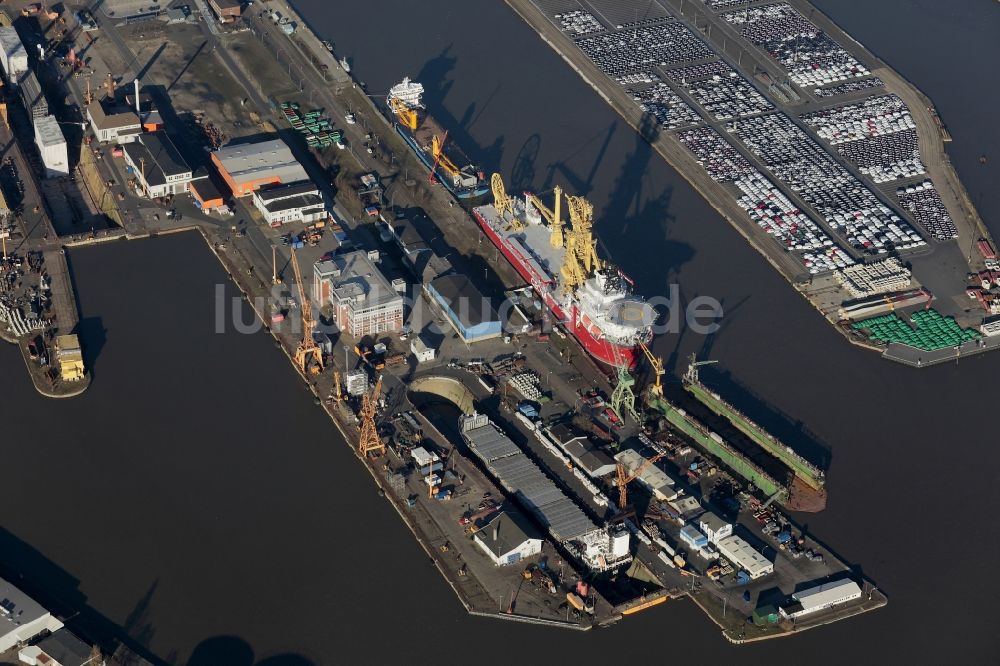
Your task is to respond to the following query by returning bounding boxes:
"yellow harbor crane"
[358,374,385,457]
[524,185,564,247]
[615,452,666,509]
[430,133,463,183]
[289,247,324,375]
[639,341,665,398]
[491,173,523,231]
[388,96,419,131]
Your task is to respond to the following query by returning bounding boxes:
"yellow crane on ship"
[615,452,666,510]
[358,374,385,457]
[388,95,419,131]
[524,185,564,247]
[430,132,463,184]
[289,247,324,375]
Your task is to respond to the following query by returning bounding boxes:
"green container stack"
[852,309,981,351]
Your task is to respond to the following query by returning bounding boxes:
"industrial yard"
[506,0,997,367]
[6,0,965,658]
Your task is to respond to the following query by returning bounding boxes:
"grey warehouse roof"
[462,419,596,542]
[214,138,307,184]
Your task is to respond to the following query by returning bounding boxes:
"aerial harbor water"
[0,0,998,664]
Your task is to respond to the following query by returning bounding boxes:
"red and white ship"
[472,175,654,368]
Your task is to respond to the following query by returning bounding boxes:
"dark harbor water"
[1,1,998,664]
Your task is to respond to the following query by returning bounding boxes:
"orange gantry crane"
[616,452,666,509]
[289,247,324,375]
[358,374,385,457]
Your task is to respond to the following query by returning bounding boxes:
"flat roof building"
[18,70,48,119]
[474,511,544,567]
[426,274,502,343]
[698,511,733,545]
[211,138,308,197]
[780,579,862,620]
[86,97,142,144]
[0,26,28,79]
[614,449,681,501]
[0,576,65,652]
[209,0,242,21]
[18,628,98,666]
[546,424,616,478]
[718,535,773,580]
[122,132,194,198]
[189,170,226,210]
[54,334,85,382]
[34,115,68,179]
[252,180,326,226]
[313,252,404,338]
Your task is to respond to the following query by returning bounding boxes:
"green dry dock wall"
[651,398,784,498]
[685,383,823,490]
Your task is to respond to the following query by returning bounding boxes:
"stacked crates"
[279,102,338,149]
[852,309,981,351]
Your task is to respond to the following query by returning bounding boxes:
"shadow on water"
[510,133,540,192]
[415,46,505,172]
[541,122,617,197]
[187,636,316,666]
[0,528,161,664]
[64,252,106,375]
[598,112,693,284]
[696,365,834,471]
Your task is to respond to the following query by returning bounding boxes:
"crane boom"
[616,452,666,509]
[289,248,324,375]
[524,185,564,248]
[358,374,385,456]
[639,341,665,397]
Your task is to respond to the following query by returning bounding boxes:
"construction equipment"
[615,451,666,509]
[525,185,564,247]
[427,130,449,185]
[684,353,718,384]
[271,245,280,285]
[609,352,640,424]
[388,95,419,131]
[358,375,385,457]
[332,370,344,401]
[289,248,324,375]
[639,341,665,397]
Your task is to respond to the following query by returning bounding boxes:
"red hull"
[473,209,638,368]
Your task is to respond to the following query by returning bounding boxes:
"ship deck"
[475,203,567,281]
[414,113,477,168]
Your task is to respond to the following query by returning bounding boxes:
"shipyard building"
[33,115,68,178]
[780,579,862,619]
[86,98,142,144]
[473,511,543,566]
[459,413,631,572]
[426,274,502,343]
[18,70,48,120]
[122,132,194,197]
[0,576,64,652]
[614,449,681,501]
[313,252,403,337]
[252,180,326,226]
[211,137,308,197]
[0,26,28,79]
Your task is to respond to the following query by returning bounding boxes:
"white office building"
[33,115,68,178]
[698,511,733,545]
[474,511,543,566]
[717,535,773,579]
[252,180,326,226]
[0,26,28,79]
[0,576,65,652]
[780,579,863,620]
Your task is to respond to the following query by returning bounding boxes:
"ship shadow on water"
[415,46,506,173]
[595,112,694,292]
